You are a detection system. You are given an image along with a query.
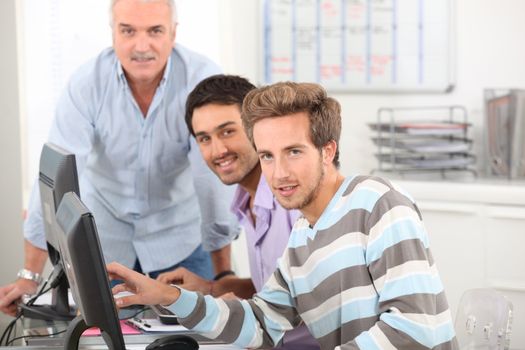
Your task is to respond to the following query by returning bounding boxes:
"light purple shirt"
[230,176,319,350]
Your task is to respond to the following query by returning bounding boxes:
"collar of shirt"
[231,176,275,218]
[116,55,172,88]
[231,176,275,242]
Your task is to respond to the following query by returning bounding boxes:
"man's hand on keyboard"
[107,262,180,308]
[156,267,213,295]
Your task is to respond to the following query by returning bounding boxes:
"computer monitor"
[55,192,125,350]
[20,143,79,321]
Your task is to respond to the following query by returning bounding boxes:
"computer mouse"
[145,334,199,350]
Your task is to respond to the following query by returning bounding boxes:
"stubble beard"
[216,152,259,186]
[279,160,325,210]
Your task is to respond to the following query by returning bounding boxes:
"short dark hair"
[241,82,341,168]
[185,74,256,136]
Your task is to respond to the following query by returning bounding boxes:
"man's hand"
[0,279,38,316]
[157,267,256,299]
[157,267,213,295]
[107,262,180,308]
[0,240,49,316]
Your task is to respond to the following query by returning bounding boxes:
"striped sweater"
[168,175,458,349]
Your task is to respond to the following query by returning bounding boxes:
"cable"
[119,305,147,320]
[0,314,21,346]
[2,266,140,346]
[5,328,67,346]
[0,269,55,346]
[4,318,19,346]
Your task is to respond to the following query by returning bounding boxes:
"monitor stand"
[19,279,76,321]
[65,316,125,350]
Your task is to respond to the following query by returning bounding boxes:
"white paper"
[126,318,189,333]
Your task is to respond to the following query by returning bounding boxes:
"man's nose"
[134,33,151,52]
[211,138,228,158]
[273,156,290,179]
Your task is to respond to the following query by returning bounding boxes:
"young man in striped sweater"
[109,82,458,349]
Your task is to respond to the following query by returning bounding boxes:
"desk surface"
[7,311,240,350]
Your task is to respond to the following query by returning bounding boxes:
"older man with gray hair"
[0,0,237,316]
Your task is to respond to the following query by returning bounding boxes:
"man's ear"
[322,140,337,165]
[170,23,177,45]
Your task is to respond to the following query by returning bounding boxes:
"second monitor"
[55,192,126,350]
[21,143,79,321]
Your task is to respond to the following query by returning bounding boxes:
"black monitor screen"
[55,192,125,350]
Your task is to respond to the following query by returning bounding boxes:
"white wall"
[222,0,525,176]
[0,0,25,328]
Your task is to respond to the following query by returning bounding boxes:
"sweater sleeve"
[167,252,302,348]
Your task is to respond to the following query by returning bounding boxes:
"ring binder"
[484,89,525,179]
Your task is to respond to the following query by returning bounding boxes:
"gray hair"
[109,0,178,27]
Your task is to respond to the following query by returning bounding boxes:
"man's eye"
[197,136,210,143]
[121,28,134,35]
[290,149,301,156]
[222,129,235,136]
[260,154,273,161]
[151,28,164,35]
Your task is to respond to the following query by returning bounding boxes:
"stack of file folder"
[370,106,476,175]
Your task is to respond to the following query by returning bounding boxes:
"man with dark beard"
[156,75,319,349]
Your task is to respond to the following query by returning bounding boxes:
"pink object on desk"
[82,320,141,336]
